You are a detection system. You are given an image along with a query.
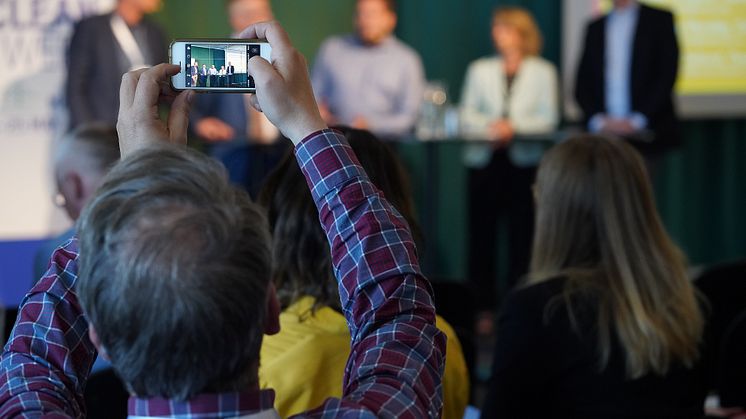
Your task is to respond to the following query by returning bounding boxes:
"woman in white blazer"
[460,7,559,315]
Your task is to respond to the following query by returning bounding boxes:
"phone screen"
[184,43,263,89]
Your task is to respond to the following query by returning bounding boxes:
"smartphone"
[170,39,271,92]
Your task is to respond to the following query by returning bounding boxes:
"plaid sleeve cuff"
[294,129,368,204]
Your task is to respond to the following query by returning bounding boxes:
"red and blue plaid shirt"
[0,129,445,418]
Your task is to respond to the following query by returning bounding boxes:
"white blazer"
[459,55,559,168]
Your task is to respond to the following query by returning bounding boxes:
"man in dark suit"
[226,61,235,87]
[66,0,167,129]
[575,0,679,153]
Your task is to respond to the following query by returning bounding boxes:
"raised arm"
[240,22,445,417]
[0,239,95,418]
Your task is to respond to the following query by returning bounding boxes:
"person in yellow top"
[259,126,470,418]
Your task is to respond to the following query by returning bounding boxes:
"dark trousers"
[467,148,536,310]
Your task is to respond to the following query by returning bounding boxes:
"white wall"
[0,0,115,240]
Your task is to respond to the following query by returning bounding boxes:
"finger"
[238,21,292,56]
[248,94,262,112]
[247,55,279,90]
[119,67,149,111]
[167,90,194,145]
[133,64,181,114]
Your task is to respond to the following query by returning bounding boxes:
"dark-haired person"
[66,0,167,129]
[312,0,424,138]
[575,0,679,156]
[0,21,445,418]
[481,135,707,417]
[258,126,469,418]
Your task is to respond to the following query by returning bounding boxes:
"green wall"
[153,0,746,279]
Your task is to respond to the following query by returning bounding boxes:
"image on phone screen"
[184,43,261,89]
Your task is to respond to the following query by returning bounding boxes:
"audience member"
[460,6,558,313]
[33,124,120,282]
[575,0,679,156]
[190,0,282,193]
[0,22,445,418]
[312,0,425,138]
[258,126,469,418]
[66,0,167,129]
[481,135,707,417]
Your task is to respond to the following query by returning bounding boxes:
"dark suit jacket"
[574,4,680,152]
[66,13,167,129]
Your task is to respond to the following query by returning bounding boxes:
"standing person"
[574,0,679,156]
[190,0,281,195]
[66,0,167,129]
[311,0,425,139]
[208,64,218,87]
[199,64,208,86]
[460,7,558,315]
[191,60,198,85]
[219,65,227,87]
[226,61,235,86]
[481,135,706,418]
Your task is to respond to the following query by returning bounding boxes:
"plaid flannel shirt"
[0,129,445,418]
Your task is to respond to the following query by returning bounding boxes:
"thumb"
[167,90,194,145]
[248,55,279,91]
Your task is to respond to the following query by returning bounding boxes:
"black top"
[481,277,708,418]
[574,4,680,152]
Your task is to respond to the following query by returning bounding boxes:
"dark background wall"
[152,0,746,277]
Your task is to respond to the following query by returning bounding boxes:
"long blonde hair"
[529,135,703,379]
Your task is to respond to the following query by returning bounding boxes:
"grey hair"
[77,144,272,400]
[55,123,121,175]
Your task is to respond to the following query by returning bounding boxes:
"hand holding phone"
[170,39,272,93]
[239,22,326,143]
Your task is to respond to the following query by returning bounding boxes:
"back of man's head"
[77,145,272,400]
[54,123,121,221]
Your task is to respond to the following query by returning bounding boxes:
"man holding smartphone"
[0,21,445,419]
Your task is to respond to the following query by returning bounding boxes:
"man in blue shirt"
[312,0,425,139]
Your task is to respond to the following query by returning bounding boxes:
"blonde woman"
[460,7,559,312]
[481,135,707,417]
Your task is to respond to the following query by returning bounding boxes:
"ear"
[264,283,281,336]
[60,172,86,220]
[88,325,110,361]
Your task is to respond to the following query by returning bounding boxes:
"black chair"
[695,259,746,407]
[718,309,746,408]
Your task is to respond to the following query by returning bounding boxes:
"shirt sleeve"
[0,238,94,418]
[293,130,445,418]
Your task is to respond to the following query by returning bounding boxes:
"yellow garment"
[259,296,470,418]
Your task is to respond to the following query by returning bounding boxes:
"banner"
[0,0,115,240]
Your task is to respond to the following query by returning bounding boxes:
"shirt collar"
[609,1,640,20]
[128,389,276,417]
